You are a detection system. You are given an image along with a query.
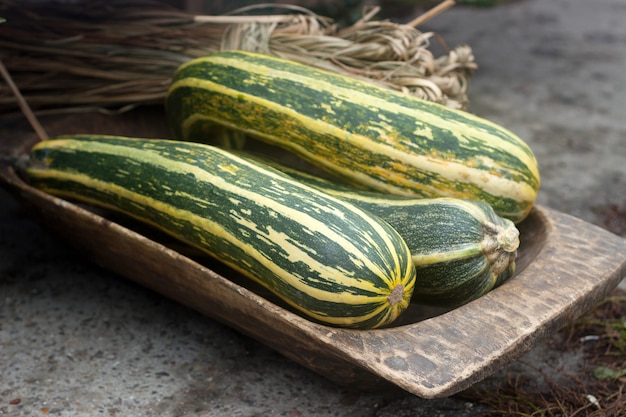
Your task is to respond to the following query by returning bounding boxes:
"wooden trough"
[1,108,625,398]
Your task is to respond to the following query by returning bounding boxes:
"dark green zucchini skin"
[166,50,540,223]
[24,135,417,329]
[243,155,519,307]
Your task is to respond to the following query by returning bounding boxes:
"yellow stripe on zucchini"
[241,155,520,307]
[166,50,540,223]
[24,135,417,329]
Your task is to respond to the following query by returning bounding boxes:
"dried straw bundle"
[0,0,477,114]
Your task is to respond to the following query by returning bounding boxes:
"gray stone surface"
[1,0,625,415]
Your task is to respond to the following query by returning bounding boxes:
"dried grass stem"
[0,0,477,113]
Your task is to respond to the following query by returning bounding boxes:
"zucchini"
[24,135,417,329]
[166,50,540,223]
[242,154,519,307]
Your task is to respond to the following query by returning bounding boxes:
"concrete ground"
[1,0,625,415]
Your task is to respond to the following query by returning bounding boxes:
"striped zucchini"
[166,50,540,223]
[242,155,519,307]
[24,135,417,329]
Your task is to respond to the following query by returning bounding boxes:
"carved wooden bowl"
[2,109,625,398]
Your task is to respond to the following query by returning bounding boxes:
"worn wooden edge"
[2,162,625,399]
[349,206,626,397]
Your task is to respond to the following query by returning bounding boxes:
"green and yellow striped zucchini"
[166,50,540,223]
[24,135,417,329]
[242,155,519,307]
